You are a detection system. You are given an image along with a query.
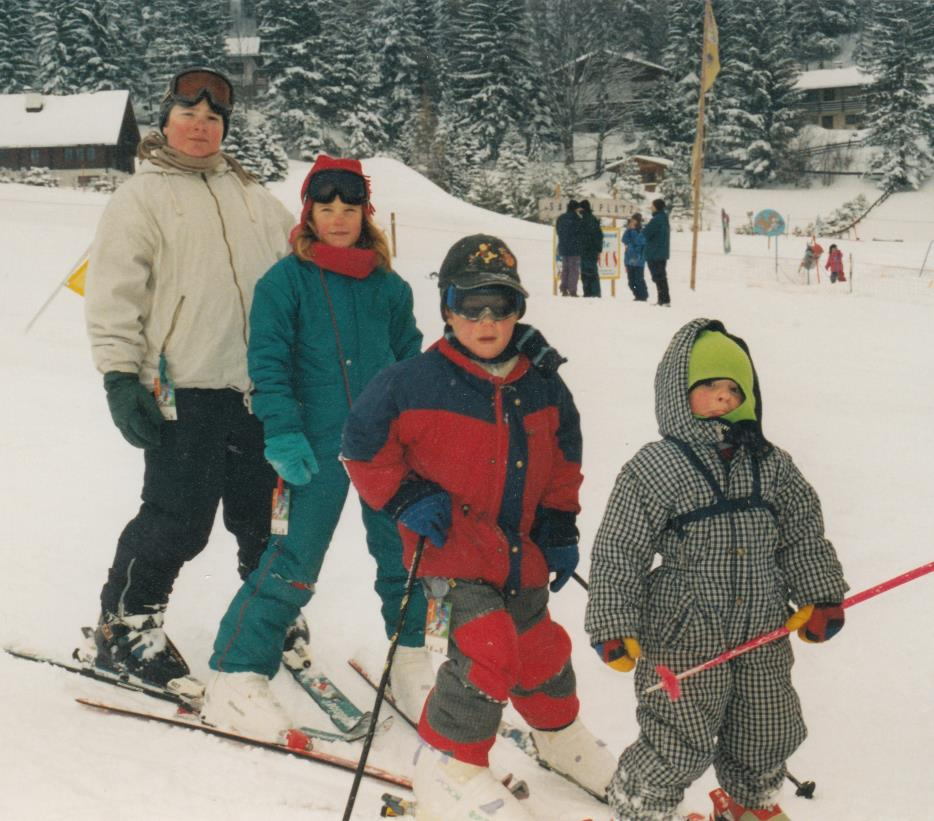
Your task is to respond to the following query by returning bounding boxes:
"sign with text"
[539,198,640,221]
[553,228,621,280]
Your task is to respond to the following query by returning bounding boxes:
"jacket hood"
[136,158,230,177]
[655,317,768,451]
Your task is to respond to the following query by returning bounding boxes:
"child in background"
[826,243,846,283]
[622,213,648,301]
[343,234,617,821]
[586,318,848,821]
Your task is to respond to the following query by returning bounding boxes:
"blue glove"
[543,544,579,593]
[396,491,452,548]
[264,432,319,486]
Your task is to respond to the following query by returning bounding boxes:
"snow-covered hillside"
[1,159,933,821]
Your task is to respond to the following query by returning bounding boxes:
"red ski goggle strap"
[171,69,234,112]
[305,169,369,206]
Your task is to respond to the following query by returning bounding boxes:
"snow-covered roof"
[796,66,873,91]
[0,90,131,148]
[604,154,673,171]
[226,36,260,57]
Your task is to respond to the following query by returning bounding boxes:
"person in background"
[342,235,617,820]
[586,318,848,821]
[579,199,604,298]
[82,67,294,700]
[556,199,583,296]
[622,213,649,301]
[202,156,433,739]
[642,197,671,306]
[826,243,846,283]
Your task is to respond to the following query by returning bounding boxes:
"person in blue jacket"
[622,212,648,301]
[201,156,433,740]
[643,198,671,306]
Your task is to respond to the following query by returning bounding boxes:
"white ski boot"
[412,743,534,820]
[201,671,294,743]
[531,718,617,798]
[389,645,436,724]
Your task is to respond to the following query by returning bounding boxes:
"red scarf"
[308,242,377,279]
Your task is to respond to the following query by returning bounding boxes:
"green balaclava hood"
[688,330,757,423]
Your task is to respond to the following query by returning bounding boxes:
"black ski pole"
[787,771,816,799]
[342,535,428,821]
[573,571,589,590]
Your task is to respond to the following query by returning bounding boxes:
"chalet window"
[845,114,861,126]
[822,88,836,102]
[821,115,834,129]
[30,148,40,164]
[804,90,819,102]
[86,146,96,161]
[65,147,76,161]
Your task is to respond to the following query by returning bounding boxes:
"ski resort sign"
[539,197,639,221]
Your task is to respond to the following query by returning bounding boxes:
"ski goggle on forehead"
[306,170,368,206]
[170,69,234,112]
[446,286,524,321]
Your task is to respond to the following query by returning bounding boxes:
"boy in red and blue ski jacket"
[342,235,617,818]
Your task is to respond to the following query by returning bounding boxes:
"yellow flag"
[65,257,88,296]
[701,0,720,94]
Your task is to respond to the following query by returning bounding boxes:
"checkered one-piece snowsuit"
[585,317,848,819]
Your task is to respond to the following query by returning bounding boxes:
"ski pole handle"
[645,560,934,701]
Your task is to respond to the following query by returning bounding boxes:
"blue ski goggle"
[446,286,524,321]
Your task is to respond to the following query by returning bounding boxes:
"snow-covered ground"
[1,160,933,821]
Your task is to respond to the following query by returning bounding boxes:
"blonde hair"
[293,207,392,269]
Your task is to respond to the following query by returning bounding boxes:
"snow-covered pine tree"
[342,4,389,158]
[371,0,423,158]
[858,0,934,192]
[492,127,535,219]
[0,0,37,92]
[638,0,702,165]
[35,1,84,93]
[449,0,538,164]
[257,0,329,153]
[69,0,123,91]
[713,0,801,188]
[224,111,288,184]
[787,0,861,64]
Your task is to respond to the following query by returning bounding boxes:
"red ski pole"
[645,560,934,701]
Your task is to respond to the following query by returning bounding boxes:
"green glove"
[103,371,164,449]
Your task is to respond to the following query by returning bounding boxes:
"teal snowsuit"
[211,253,426,676]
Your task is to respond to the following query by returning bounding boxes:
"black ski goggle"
[306,170,368,206]
[446,286,523,321]
[170,69,234,113]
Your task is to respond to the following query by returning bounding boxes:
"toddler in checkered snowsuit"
[586,318,848,821]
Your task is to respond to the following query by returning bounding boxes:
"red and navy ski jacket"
[341,335,583,595]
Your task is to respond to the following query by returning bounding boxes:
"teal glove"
[265,432,319,485]
[103,371,163,449]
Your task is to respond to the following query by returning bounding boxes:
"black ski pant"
[100,388,276,617]
[647,258,671,305]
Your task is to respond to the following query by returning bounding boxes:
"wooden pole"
[689,51,708,290]
[390,211,397,258]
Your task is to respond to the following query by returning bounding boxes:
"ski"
[379,775,530,817]
[76,697,412,790]
[348,657,609,805]
[5,644,387,745]
[5,644,201,709]
[284,643,374,737]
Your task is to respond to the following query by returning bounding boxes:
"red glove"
[785,603,845,643]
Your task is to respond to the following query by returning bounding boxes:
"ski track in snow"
[1,162,933,820]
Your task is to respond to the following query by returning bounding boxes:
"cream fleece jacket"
[85,159,294,391]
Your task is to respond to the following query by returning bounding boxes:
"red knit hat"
[291,155,374,243]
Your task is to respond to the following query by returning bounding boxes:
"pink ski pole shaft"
[645,559,934,701]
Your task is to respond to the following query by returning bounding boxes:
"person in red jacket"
[825,243,846,283]
[341,234,616,821]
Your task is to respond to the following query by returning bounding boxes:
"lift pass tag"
[271,478,290,535]
[424,598,451,655]
[153,376,178,420]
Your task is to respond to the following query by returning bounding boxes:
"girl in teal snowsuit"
[203,157,428,738]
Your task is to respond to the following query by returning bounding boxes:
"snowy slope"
[1,160,933,821]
